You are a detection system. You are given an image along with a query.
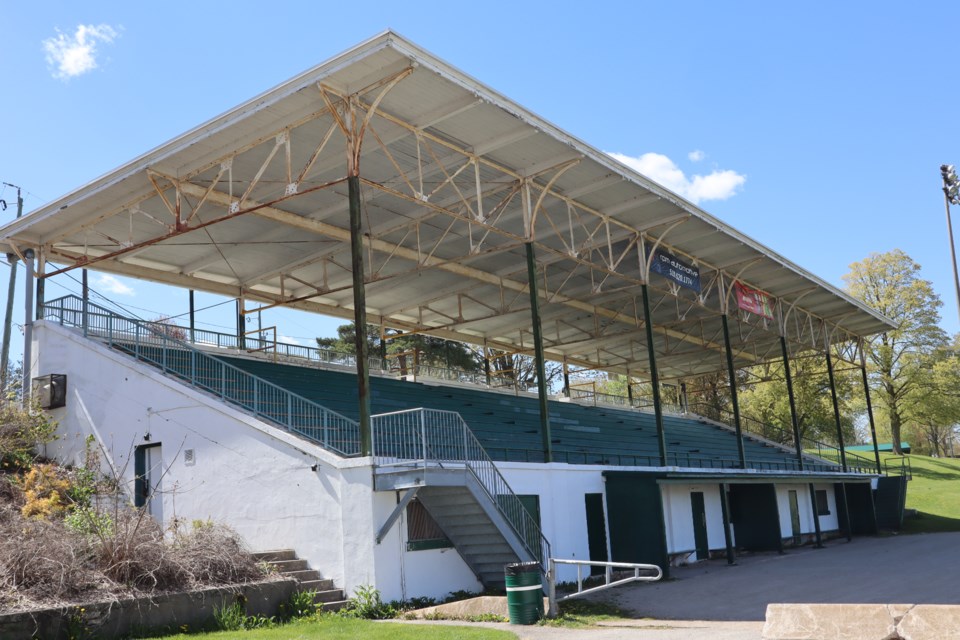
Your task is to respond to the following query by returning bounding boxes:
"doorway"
[788,489,802,545]
[134,443,164,523]
[691,491,709,560]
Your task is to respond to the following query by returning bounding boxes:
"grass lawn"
[884,453,960,533]
[145,616,516,640]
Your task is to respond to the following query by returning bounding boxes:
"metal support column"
[483,345,491,386]
[525,241,552,463]
[0,187,22,391]
[22,249,35,405]
[824,343,847,472]
[562,360,570,398]
[808,483,824,548]
[641,283,667,466]
[189,290,196,343]
[719,483,736,565]
[236,299,243,345]
[839,483,853,542]
[626,374,634,407]
[860,346,882,475]
[349,175,372,456]
[81,269,89,336]
[780,336,804,470]
[721,313,747,468]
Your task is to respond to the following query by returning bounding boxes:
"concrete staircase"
[417,485,520,588]
[252,550,348,611]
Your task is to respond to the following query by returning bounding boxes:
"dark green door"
[585,493,609,575]
[788,490,801,545]
[691,491,708,560]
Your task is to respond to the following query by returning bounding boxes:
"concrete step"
[285,569,321,582]
[252,549,296,562]
[269,558,308,573]
[298,578,335,592]
[312,589,346,604]
[321,600,350,612]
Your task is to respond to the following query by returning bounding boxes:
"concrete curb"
[763,603,960,639]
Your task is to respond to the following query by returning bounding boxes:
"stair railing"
[42,295,361,457]
[884,456,912,480]
[686,402,878,474]
[371,407,551,569]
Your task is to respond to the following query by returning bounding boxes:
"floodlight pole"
[942,182,960,326]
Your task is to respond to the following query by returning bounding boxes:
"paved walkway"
[600,531,960,621]
[405,533,960,639]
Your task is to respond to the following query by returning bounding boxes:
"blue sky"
[2,2,959,361]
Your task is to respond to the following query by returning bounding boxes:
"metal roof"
[0,30,895,379]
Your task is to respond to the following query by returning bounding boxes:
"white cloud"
[688,149,705,162]
[95,274,134,296]
[607,151,745,204]
[278,334,304,346]
[43,24,119,80]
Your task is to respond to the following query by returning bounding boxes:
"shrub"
[173,521,265,586]
[21,463,72,519]
[0,401,57,471]
[343,585,396,619]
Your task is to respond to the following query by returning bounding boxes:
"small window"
[815,489,831,516]
[406,499,452,551]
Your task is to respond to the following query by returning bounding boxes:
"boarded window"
[815,489,831,516]
[406,499,452,551]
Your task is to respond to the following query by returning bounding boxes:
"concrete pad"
[408,595,547,621]
[762,603,900,639]
[898,605,960,640]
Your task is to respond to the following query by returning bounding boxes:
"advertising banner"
[734,282,774,319]
[650,247,701,293]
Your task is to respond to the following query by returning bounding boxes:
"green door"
[788,490,801,545]
[585,493,609,575]
[691,491,709,560]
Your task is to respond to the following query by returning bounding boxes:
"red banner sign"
[734,282,773,319]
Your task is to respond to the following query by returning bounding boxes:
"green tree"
[843,250,948,455]
[316,323,479,374]
[738,355,855,446]
[906,344,960,456]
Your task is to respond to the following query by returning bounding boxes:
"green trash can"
[505,561,543,624]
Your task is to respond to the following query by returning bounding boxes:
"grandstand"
[2,32,903,601]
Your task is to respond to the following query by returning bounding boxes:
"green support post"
[808,483,824,548]
[349,175,372,456]
[780,336,804,470]
[525,242,552,463]
[189,290,196,343]
[0,188,22,392]
[719,483,736,565]
[860,358,882,475]
[839,483,853,542]
[721,313,747,468]
[641,283,667,466]
[824,346,847,472]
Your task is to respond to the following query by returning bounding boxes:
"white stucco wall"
[33,321,484,602]
[660,483,727,560]
[773,482,840,537]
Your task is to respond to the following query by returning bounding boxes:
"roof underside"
[0,31,895,380]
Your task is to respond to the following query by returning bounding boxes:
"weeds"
[280,589,318,620]
[342,584,397,619]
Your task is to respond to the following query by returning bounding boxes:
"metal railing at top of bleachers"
[42,295,362,457]
[686,403,879,475]
[371,407,551,570]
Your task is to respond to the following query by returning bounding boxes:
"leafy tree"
[316,323,479,374]
[481,349,562,391]
[906,344,960,456]
[738,355,855,446]
[843,250,948,455]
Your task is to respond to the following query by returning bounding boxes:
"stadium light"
[940,164,960,325]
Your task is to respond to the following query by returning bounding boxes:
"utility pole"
[1,183,23,394]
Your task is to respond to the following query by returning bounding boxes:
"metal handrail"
[885,456,912,479]
[371,407,551,569]
[546,558,662,616]
[687,402,877,474]
[42,295,361,456]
